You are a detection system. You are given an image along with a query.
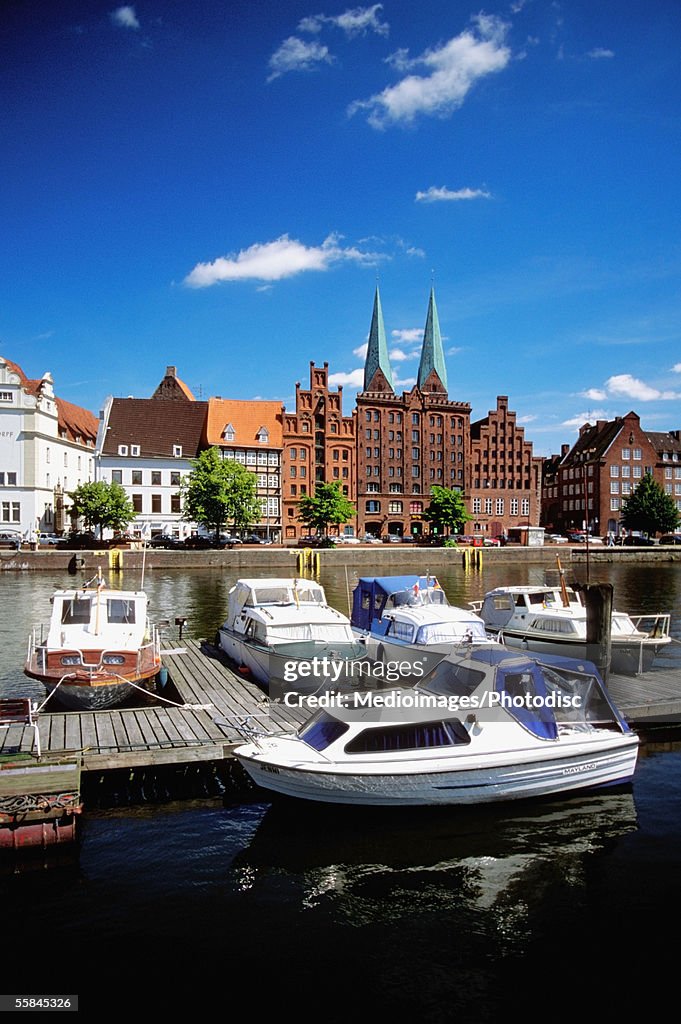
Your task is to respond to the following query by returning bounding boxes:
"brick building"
[281,362,356,543]
[356,288,471,539]
[542,410,681,538]
[469,396,543,539]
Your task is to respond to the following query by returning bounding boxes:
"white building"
[0,356,98,538]
[96,367,208,539]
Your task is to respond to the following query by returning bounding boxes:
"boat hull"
[235,735,639,807]
[490,630,665,675]
[217,628,368,692]
[25,658,161,710]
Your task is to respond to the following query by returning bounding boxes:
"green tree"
[621,472,680,537]
[68,480,135,537]
[424,486,472,538]
[180,447,261,539]
[297,482,356,537]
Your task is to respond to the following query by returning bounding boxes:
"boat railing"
[629,613,671,640]
[26,634,161,677]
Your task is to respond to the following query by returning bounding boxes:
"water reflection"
[231,790,638,933]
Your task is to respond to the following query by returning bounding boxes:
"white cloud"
[605,373,681,401]
[587,48,614,59]
[394,374,417,388]
[389,348,415,362]
[672,363,681,373]
[349,13,511,128]
[110,5,139,30]
[391,328,422,344]
[581,388,607,401]
[445,346,462,357]
[353,342,368,359]
[562,410,610,428]
[267,37,332,80]
[184,234,380,287]
[328,368,365,387]
[416,186,492,202]
[300,5,389,38]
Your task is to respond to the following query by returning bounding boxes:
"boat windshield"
[252,584,324,605]
[387,588,447,610]
[414,620,488,645]
[299,711,349,751]
[269,623,354,642]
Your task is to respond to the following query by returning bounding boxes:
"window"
[171,493,181,514]
[173,445,183,458]
[521,499,530,516]
[0,391,12,402]
[610,465,619,477]
[223,423,236,441]
[473,498,481,514]
[131,471,142,485]
[111,470,123,484]
[412,413,420,425]
[388,501,403,513]
[299,449,306,460]
[171,471,180,486]
[485,498,493,514]
[132,494,142,512]
[409,502,423,514]
[633,448,642,460]
[621,448,630,460]
[151,471,162,486]
[365,500,381,513]
[496,498,504,515]
[510,499,518,516]
[151,495,162,514]
[118,445,128,456]
[257,427,269,444]
[610,498,620,510]
[130,445,140,457]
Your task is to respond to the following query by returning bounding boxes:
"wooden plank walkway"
[1,640,679,774]
[0,640,305,772]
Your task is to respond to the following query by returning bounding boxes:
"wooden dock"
[0,640,679,773]
[0,640,305,772]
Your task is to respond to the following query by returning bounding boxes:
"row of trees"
[66,449,680,540]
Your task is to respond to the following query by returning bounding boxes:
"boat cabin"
[351,576,448,636]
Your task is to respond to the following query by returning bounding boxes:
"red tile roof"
[102,398,209,457]
[205,398,284,448]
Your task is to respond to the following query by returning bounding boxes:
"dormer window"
[131,444,140,457]
[173,445,183,458]
[223,423,236,442]
[118,445,128,456]
[257,427,269,444]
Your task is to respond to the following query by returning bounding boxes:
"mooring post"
[578,582,613,682]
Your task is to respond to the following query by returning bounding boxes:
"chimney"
[166,366,177,377]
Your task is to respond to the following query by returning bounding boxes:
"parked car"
[566,531,587,543]
[659,533,681,545]
[37,532,60,545]
[242,534,265,544]
[149,534,181,549]
[335,535,361,544]
[620,535,656,546]
[183,534,213,549]
[0,530,22,547]
[546,534,568,544]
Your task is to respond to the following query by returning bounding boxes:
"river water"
[1,560,680,1016]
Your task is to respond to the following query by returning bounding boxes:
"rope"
[111,673,214,711]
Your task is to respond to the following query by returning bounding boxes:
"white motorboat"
[216,578,366,689]
[24,571,162,710]
[472,582,671,675]
[350,575,497,658]
[232,646,639,806]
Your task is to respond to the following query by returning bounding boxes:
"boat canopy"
[418,647,631,741]
[351,576,447,633]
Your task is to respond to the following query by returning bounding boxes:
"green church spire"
[417,287,447,392]
[363,287,394,392]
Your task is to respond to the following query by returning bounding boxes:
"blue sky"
[2,0,680,456]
